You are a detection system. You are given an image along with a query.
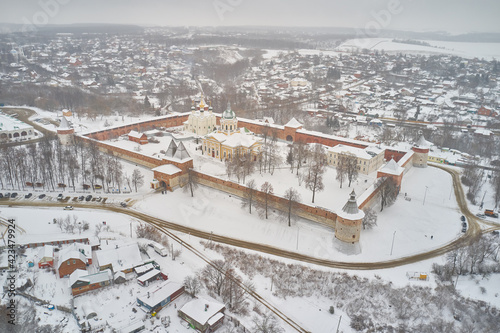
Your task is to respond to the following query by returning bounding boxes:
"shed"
[128,130,148,145]
[38,245,54,268]
[137,268,167,287]
[114,271,127,284]
[134,263,155,276]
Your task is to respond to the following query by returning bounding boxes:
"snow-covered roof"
[134,263,155,275]
[137,269,161,283]
[378,158,404,176]
[0,112,33,132]
[95,242,143,272]
[70,269,112,288]
[128,130,145,139]
[223,132,261,148]
[415,134,431,149]
[336,190,365,220]
[474,129,492,136]
[165,140,178,158]
[206,132,228,142]
[152,164,182,175]
[173,141,191,160]
[69,269,87,287]
[58,116,72,130]
[138,281,184,308]
[328,144,373,160]
[58,249,87,268]
[179,298,225,326]
[38,245,54,259]
[284,117,303,128]
[207,312,224,326]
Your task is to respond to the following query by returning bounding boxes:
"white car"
[64,206,73,210]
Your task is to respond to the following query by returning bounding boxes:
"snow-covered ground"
[337,38,500,60]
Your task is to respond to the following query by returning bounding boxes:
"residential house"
[70,269,113,296]
[178,298,225,333]
[136,281,184,314]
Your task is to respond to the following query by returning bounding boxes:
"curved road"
[2,164,499,333]
[1,166,498,270]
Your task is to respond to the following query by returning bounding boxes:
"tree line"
[0,137,144,193]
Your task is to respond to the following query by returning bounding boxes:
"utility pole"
[390,231,396,256]
[336,315,342,333]
[423,186,428,205]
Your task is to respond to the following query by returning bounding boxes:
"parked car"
[57,193,63,200]
[85,195,92,202]
[460,215,465,222]
[4,193,10,198]
[96,196,102,202]
[25,193,32,199]
[0,193,3,199]
[462,225,467,233]
[476,213,485,218]
[64,206,73,210]
[120,202,127,207]
[78,196,84,201]
[38,194,46,199]
[484,209,498,218]
[11,193,18,198]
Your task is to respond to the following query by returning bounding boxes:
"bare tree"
[221,269,249,315]
[335,153,348,188]
[181,168,199,197]
[375,177,399,212]
[241,179,257,214]
[345,153,359,187]
[252,314,285,333]
[131,168,144,192]
[200,260,231,297]
[184,275,202,296]
[304,145,326,203]
[492,170,500,209]
[258,181,274,219]
[292,141,309,175]
[135,223,162,243]
[283,187,301,227]
[362,207,378,230]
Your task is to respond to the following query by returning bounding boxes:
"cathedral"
[183,96,217,136]
[202,103,262,161]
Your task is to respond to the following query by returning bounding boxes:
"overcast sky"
[1,0,498,34]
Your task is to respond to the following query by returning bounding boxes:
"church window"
[224,152,226,158]
[208,148,210,153]
[226,125,228,130]
[217,150,219,157]
[230,125,232,130]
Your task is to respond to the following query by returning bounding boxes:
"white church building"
[183,97,216,136]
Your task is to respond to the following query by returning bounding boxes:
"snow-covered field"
[337,38,500,60]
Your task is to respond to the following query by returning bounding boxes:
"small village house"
[136,281,184,314]
[178,298,225,333]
